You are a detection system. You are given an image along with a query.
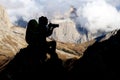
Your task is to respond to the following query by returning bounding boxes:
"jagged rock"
[51,18,81,43]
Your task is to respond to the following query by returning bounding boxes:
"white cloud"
[77,0,120,33]
[0,0,44,24]
[0,0,120,32]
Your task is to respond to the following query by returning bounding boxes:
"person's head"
[27,19,38,31]
[39,16,48,26]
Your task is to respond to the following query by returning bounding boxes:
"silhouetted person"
[38,16,59,60]
[25,18,47,62]
[25,16,59,62]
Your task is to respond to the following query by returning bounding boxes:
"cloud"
[0,0,120,32]
[77,0,120,33]
[0,0,44,25]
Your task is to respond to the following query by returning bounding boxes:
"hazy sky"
[0,0,120,32]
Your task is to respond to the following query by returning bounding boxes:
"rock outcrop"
[51,19,81,43]
[0,5,27,70]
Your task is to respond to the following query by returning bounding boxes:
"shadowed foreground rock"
[70,29,120,80]
[0,45,70,80]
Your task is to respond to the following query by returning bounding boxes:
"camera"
[48,23,59,28]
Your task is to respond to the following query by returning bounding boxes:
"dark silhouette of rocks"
[70,29,120,80]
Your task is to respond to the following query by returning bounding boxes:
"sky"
[0,0,120,33]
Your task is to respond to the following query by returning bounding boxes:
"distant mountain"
[49,17,109,44]
[47,6,110,44]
